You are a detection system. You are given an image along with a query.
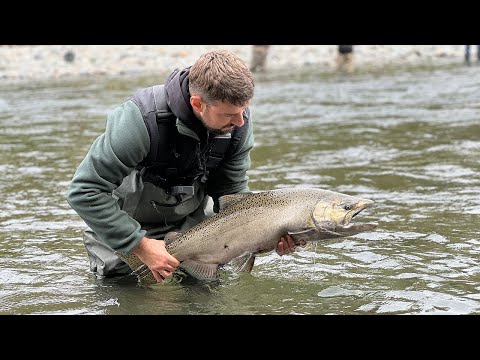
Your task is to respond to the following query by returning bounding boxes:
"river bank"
[0,45,469,82]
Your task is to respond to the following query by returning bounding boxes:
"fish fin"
[288,228,318,242]
[180,260,220,280]
[229,253,256,273]
[164,231,183,246]
[116,252,157,285]
[218,192,253,211]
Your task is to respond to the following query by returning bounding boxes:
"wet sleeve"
[66,100,150,255]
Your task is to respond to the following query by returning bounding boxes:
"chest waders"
[83,84,249,277]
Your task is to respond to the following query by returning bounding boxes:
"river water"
[1,64,479,315]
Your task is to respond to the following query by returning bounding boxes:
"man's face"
[196,99,249,135]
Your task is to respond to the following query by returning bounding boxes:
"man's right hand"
[131,237,180,283]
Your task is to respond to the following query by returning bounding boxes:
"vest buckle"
[169,185,195,196]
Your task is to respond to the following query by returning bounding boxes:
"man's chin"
[211,127,235,136]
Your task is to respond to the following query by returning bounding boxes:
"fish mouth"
[340,199,378,234]
[311,198,378,240]
[341,221,378,233]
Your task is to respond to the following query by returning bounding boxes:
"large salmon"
[117,188,378,284]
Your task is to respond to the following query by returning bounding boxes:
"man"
[464,45,480,65]
[250,45,270,73]
[336,45,354,73]
[67,49,301,283]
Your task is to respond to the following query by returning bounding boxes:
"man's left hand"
[276,234,307,256]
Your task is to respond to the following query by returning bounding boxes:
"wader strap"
[143,111,160,165]
[140,85,176,166]
[152,85,173,120]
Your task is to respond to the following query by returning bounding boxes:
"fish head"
[308,194,378,240]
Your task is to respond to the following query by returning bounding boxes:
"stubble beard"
[209,126,235,136]
[199,116,235,136]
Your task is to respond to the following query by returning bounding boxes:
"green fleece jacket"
[66,99,254,255]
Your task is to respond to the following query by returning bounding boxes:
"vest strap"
[205,134,233,171]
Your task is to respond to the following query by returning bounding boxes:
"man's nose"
[232,113,244,127]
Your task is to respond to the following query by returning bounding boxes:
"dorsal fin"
[218,192,253,212]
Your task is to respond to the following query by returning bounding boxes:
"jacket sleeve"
[207,111,255,212]
[66,100,150,255]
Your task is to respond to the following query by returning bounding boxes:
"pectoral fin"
[287,228,318,242]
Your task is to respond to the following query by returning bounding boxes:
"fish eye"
[342,203,353,211]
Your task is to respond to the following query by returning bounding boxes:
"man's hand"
[132,237,180,283]
[276,234,307,256]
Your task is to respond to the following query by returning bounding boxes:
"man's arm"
[66,100,150,255]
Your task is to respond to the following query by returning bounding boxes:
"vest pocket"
[135,182,205,224]
[113,170,206,226]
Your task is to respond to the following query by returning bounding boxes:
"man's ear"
[190,95,203,113]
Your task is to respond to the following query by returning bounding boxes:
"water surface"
[1,65,479,314]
